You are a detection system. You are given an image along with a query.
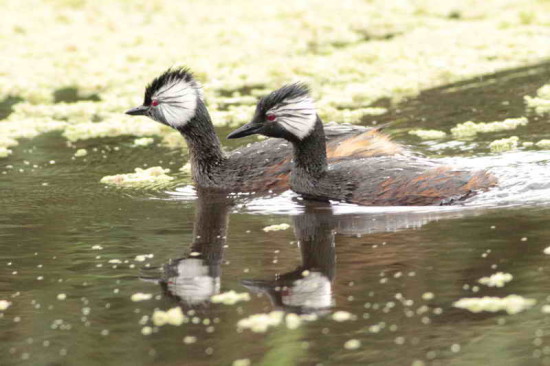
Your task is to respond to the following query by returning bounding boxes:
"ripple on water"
[165,151,550,217]
[442,151,550,207]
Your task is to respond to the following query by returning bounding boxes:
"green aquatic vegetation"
[1,0,549,162]
[100,167,174,187]
[535,139,550,149]
[0,136,18,150]
[130,293,153,302]
[263,223,290,232]
[320,106,388,124]
[489,136,519,152]
[478,272,513,287]
[525,84,550,115]
[161,132,188,149]
[0,300,11,311]
[409,129,447,140]
[63,116,165,142]
[232,359,251,366]
[133,137,154,147]
[237,311,285,333]
[344,339,361,350]
[152,307,185,326]
[0,147,13,158]
[332,310,355,322]
[451,117,528,138]
[74,148,87,157]
[453,295,536,314]
[211,291,250,305]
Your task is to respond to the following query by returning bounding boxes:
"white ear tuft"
[154,78,199,128]
[268,95,317,140]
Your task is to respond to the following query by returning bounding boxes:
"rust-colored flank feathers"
[259,129,404,193]
[326,129,404,159]
[366,166,497,206]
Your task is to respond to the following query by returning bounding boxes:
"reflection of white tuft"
[167,258,220,304]
[268,95,316,140]
[154,78,199,128]
[282,272,333,309]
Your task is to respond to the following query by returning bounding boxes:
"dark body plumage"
[126,68,404,193]
[291,119,496,205]
[228,84,497,205]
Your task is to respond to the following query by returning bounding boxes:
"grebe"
[228,84,497,205]
[125,68,404,193]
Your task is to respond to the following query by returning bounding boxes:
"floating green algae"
[1,0,550,161]
[451,117,528,138]
[525,84,550,115]
[409,129,447,140]
[489,136,519,152]
[100,167,174,188]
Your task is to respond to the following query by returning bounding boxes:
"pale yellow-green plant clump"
[237,311,285,333]
[489,136,519,152]
[321,106,388,124]
[232,359,251,366]
[285,313,302,330]
[131,293,153,302]
[0,147,13,158]
[453,295,536,314]
[152,307,186,326]
[180,162,192,174]
[133,137,155,147]
[0,300,11,311]
[344,339,361,350]
[1,0,550,162]
[161,132,188,149]
[63,116,165,142]
[74,148,87,157]
[332,311,354,322]
[0,136,18,150]
[100,167,174,187]
[478,272,513,287]
[535,140,550,149]
[525,84,550,115]
[451,118,528,138]
[409,129,447,140]
[211,291,250,305]
[263,223,290,232]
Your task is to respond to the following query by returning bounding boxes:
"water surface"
[1,63,550,366]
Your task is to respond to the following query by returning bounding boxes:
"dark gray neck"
[292,117,328,179]
[178,101,226,184]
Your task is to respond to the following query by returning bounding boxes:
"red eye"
[151,99,159,107]
[266,114,276,121]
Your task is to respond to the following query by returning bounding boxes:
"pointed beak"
[125,105,149,116]
[227,121,264,139]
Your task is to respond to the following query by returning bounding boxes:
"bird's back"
[292,156,497,206]
[224,125,403,193]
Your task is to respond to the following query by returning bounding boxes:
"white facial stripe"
[268,95,316,139]
[154,78,198,128]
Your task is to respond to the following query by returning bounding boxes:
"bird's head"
[227,83,317,142]
[125,67,203,129]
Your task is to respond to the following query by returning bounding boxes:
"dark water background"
[1,62,550,366]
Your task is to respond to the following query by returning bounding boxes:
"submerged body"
[228,84,496,205]
[126,68,403,193]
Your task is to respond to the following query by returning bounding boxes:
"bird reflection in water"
[242,201,336,315]
[141,189,230,306]
[143,188,475,310]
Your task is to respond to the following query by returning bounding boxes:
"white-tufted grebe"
[228,84,497,205]
[126,68,404,193]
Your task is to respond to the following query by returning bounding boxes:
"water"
[1,62,550,366]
